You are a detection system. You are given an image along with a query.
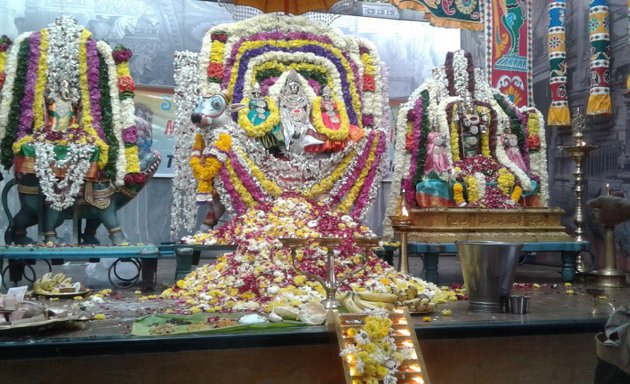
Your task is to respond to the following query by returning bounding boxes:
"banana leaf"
[131,313,305,336]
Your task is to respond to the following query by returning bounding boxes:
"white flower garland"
[525,108,549,205]
[0,32,30,142]
[474,171,487,201]
[171,51,202,236]
[96,41,127,186]
[33,141,94,211]
[46,16,82,104]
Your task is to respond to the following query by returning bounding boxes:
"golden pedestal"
[401,207,573,243]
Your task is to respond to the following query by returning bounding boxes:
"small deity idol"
[423,128,450,176]
[245,82,284,150]
[46,77,80,133]
[502,128,527,171]
[304,85,364,154]
[460,108,482,158]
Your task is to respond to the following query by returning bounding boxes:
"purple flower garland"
[219,166,247,215]
[85,39,105,140]
[17,32,41,139]
[227,150,268,203]
[330,130,377,205]
[402,97,423,206]
[351,130,386,218]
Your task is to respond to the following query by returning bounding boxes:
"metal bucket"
[456,241,523,313]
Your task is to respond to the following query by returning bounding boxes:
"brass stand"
[390,215,412,275]
[558,110,597,275]
[279,237,378,309]
[587,224,628,287]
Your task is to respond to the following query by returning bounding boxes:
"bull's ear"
[230,103,247,112]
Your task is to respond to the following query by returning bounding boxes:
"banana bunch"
[32,272,76,295]
[338,291,397,313]
[338,285,436,314]
[397,284,435,313]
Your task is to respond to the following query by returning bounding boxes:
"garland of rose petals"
[586,0,612,117]
[547,0,571,126]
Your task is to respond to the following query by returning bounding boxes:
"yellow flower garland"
[226,40,362,129]
[236,97,281,138]
[497,168,515,196]
[453,182,465,205]
[511,185,523,203]
[310,96,350,141]
[464,175,478,203]
[190,132,232,189]
[304,149,357,199]
[116,59,130,78]
[449,103,460,162]
[33,30,48,132]
[236,148,283,197]
[478,106,491,158]
[360,52,375,76]
[209,39,225,65]
[78,29,109,169]
[528,112,539,138]
[254,61,328,81]
[124,146,140,173]
[225,158,256,208]
[338,134,379,212]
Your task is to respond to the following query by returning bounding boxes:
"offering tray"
[30,289,92,299]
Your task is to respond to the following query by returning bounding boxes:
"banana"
[41,272,52,283]
[408,285,418,298]
[274,306,299,320]
[354,295,394,311]
[357,291,399,304]
[336,291,350,307]
[343,293,364,314]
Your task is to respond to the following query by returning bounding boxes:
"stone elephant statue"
[2,152,161,246]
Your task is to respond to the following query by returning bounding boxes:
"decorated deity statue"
[190,91,245,229]
[387,50,548,219]
[305,85,364,154]
[277,70,323,153]
[0,16,161,245]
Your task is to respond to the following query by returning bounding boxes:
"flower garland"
[231,40,362,127]
[236,96,280,138]
[338,131,382,213]
[78,28,109,170]
[96,41,124,184]
[32,31,47,134]
[0,33,31,169]
[586,0,612,117]
[464,174,479,203]
[310,96,350,141]
[17,32,40,140]
[33,141,95,211]
[497,168,515,196]
[0,35,12,92]
[547,0,570,126]
[236,148,283,197]
[304,149,356,199]
[171,51,201,235]
[340,311,404,383]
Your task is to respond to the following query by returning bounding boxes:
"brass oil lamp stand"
[557,110,597,250]
[279,237,379,309]
[389,187,412,274]
[588,185,628,287]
